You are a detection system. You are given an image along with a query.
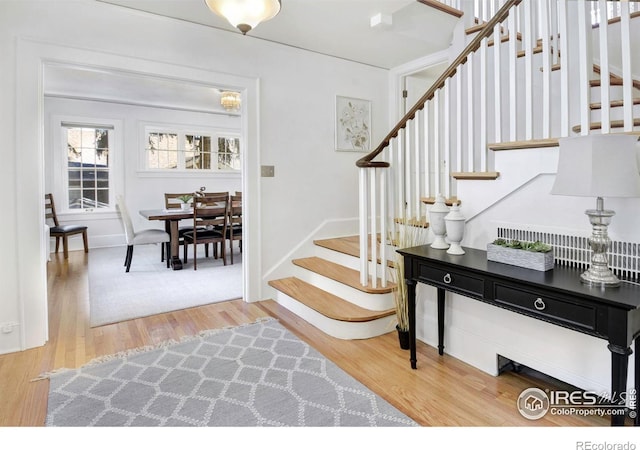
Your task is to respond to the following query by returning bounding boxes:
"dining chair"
[225,194,242,264]
[188,191,230,260]
[182,194,229,270]
[116,195,170,273]
[44,193,89,259]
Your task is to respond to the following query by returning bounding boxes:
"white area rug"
[88,244,242,327]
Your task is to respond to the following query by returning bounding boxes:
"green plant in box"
[492,238,551,253]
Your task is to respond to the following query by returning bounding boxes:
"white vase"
[444,203,465,255]
[429,193,450,249]
[181,202,190,210]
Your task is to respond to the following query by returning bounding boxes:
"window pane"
[65,125,111,210]
[68,189,82,209]
[96,190,109,206]
[147,132,178,169]
[186,135,212,170]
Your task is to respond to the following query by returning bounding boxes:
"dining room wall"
[0,0,389,353]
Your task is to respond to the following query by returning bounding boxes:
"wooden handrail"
[356,0,522,168]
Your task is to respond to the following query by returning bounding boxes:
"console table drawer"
[493,284,597,331]
[417,264,484,297]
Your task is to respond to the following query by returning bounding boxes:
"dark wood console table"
[397,245,640,426]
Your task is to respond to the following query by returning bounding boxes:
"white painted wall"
[0,0,388,354]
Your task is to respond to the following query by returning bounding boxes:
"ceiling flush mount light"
[220,91,241,112]
[204,0,281,35]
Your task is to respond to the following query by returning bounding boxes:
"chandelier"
[220,91,241,112]
[204,0,281,35]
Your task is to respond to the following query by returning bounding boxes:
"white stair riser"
[273,290,397,340]
[590,85,640,103]
[314,242,397,273]
[590,104,640,123]
[291,264,395,311]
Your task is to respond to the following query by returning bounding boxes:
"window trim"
[139,122,241,174]
[51,115,123,214]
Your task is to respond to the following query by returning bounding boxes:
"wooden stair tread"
[417,0,463,18]
[314,235,362,258]
[489,139,559,150]
[314,236,395,267]
[292,257,394,294]
[451,171,500,180]
[268,277,395,322]
[590,98,640,110]
[572,119,640,133]
[422,196,461,206]
[590,79,625,87]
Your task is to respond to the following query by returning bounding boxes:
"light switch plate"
[261,165,275,177]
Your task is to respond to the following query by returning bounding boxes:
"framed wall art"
[335,95,371,152]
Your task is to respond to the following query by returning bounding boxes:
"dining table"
[139,200,237,270]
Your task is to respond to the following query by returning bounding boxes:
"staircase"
[269,0,640,340]
[268,236,397,339]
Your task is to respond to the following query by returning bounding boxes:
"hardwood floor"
[0,250,613,427]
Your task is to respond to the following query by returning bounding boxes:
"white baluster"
[558,0,570,137]
[620,1,633,132]
[466,57,475,171]
[455,72,463,172]
[380,169,387,288]
[370,168,378,289]
[577,0,592,136]
[359,168,369,287]
[414,112,421,220]
[493,20,502,143]
[540,0,551,138]
[508,5,518,141]
[524,0,534,140]
[480,36,488,171]
[443,78,451,199]
[424,101,431,200]
[598,0,611,134]
[434,90,441,196]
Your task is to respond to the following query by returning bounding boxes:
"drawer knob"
[534,298,546,311]
[444,273,452,284]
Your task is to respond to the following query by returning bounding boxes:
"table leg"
[608,343,632,426]
[407,279,417,370]
[168,220,182,270]
[437,288,445,356]
[635,335,639,426]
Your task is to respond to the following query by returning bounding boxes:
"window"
[64,124,112,210]
[144,127,240,172]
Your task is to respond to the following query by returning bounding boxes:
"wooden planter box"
[486,243,554,272]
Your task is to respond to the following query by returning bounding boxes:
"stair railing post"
[359,167,369,287]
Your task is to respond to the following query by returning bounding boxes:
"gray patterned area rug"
[45,318,417,427]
